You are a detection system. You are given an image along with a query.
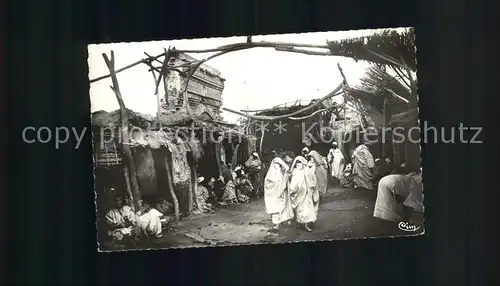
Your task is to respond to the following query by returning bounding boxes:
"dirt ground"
[100,186,423,251]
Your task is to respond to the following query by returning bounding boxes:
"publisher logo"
[398,221,421,232]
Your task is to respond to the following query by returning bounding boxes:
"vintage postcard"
[88,27,424,252]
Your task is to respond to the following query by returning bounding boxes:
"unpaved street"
[100,187,420,251]
[153,187,417,249]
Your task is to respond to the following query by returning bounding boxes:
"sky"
[88,27,410,123]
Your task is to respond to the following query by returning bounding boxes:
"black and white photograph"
[88,27,424,252]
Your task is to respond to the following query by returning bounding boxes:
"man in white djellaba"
[105,196,136,241]
[327,141,344,184]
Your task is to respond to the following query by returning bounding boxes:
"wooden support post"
[191,163,198,211]
[122,163,134,212]
[382,95,389,158]
[187,160,193,213]
[165,152,180,221]
[259,128,265,155]
[231,143,240,167]
[214,141,223,177]
[102,51,141,210]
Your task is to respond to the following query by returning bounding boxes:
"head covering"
[332,141,338,146]
[252,152,259,158]
[234,166,242,172]
[375,158,381,163]
[284,155,293,163]
[291,155,308,169]
[197,176,205,183]
[302,147,309,153]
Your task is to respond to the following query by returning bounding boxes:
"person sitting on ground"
[206,177,219,204]
[373,166,424,229]
[221,175,239,205]
[340,163,354,188]
[105,195,136,242]
[194,176,212,213]
[211,176,226,201]
[234,167,252,203]
[135,199,164,239]
[221,162,234,185]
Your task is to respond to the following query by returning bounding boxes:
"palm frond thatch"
[346,65,415,115]
[327,28,416,71]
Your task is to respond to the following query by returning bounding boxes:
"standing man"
[307,149,329,201]
[245,152,263,198]
[351,141,376,190]
[327,141,345,185]
[301,147,309,158]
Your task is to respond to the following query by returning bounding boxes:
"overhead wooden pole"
[223,84,344,122]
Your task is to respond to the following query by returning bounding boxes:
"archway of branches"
[90,39,387,126]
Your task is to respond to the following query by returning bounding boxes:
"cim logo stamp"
[398,221,421,232]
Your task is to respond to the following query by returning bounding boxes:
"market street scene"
[88,27,424,251]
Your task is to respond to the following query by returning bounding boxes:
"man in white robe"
[308,150,328,199]
[135,201,164,239]
[105,196,136,241]
[351,142,375,190]
[327,141,345,181]
[373,170,424,227]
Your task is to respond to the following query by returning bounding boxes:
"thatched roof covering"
[326,28,416,71]
[91,109,195,129]
[388,108,419,127]
[91,109,254,150]
[254,100,329,116]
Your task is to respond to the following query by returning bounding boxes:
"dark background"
[4,0,496,285]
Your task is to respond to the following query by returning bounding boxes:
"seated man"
[135,199,164,239]
[194,176,213,213]
[105,196,135,241]
[233,168,252,203]
[373,167,424,228]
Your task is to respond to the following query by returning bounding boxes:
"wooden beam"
[222,84,344,122]
[102,51,142,211]
[164,152,180,221]
[90,40,332,83]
